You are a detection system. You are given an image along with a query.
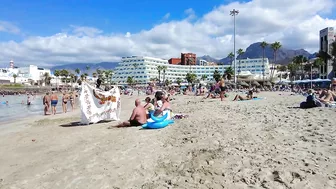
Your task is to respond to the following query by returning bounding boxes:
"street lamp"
[230,9,239,87]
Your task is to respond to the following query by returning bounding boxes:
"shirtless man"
[43,92,50,115]
[50,91,58,115]
[318,87,334,103]
[111,99,146,127]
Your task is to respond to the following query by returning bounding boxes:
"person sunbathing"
[111,99,147,127]
[233,90,253,101]
[318,87,334,103]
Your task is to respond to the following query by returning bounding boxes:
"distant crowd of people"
[42,91,78,115]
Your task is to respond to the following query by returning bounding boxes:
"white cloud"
[163,13,170,20]
[0,0,336,66]
[0,21,20,34]
[70,25,103,37]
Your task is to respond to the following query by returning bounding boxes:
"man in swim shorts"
[110,99,146,128]
[50,91,58,115]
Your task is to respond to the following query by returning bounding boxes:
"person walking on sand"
[109,99,147,128]
[43,92,51,115]
[219,77,226,101]
[62,92,69,113]
[50,91,58,115]
[69,92,75,111]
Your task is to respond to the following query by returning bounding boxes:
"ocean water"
[0,95,75,123]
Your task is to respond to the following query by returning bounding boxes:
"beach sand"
[0,92,335,188]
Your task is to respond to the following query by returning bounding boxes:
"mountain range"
[50,62,118,74]
[49,42,315,72]
[199,42,315,65]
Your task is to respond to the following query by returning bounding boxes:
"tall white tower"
[9,60,14,69]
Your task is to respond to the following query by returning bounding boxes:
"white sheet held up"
[80,82,121,124]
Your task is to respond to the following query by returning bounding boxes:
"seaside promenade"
[0,92,335,188]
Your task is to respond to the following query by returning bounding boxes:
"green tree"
[270,41,282,80]
[287,63,299,81]
[201,75,207,81]
[213,70,221,82]
[127,76,134,86]
[237,48,244,75]
[75,68,80,75]
[156,65,163,84]
[162,66,167,85]
[54,70,60,88]
[278,65,287,72]
[165,79,172,86]
[13,74,17,84]
[293,55,308,79]
[43,72,50,86]
[224,67,234,80]
[228,52,234,66]
[176,77,182,86]
[185,73,197,84]
[260,41,268,82]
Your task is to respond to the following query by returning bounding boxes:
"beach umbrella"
[238,81,249,87]
[252,81,260,86]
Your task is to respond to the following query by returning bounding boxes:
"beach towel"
[80,82,121,124]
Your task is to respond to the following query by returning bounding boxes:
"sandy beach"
[0,92,335,189]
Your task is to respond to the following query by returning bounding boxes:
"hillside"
[50,62,118,74]
[199,42,314,65]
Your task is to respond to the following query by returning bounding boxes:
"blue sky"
[0,0,237,41]
[0,0,335,66]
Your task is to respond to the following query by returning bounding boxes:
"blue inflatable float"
[142,112,174,129]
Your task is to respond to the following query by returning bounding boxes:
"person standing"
[62,92,69,113]
[50,91,58,115]
[219,77,226,101]
[43,92,51,115]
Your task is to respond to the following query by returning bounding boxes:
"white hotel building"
[112,56,273,84]
[0,61,51,84]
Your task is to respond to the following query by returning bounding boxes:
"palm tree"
[313,57,324,77]
[156,65,163,84]
[213,70,221,82]
[292,55,308,79]
[43,72,50,86]
[92,72,97,78]
[185,73,197,84]
[162,66,167,86]
[260,41,268,83]
[201,75,207,81]
[69,73,75,88]
[86,65,90,72]
[228,52,234,66]
[316,50,332,78]
[54,70,60,89]
[176,77,182,86]
[270,41,282,80]
[224,67,234,80]
[75,68,80,75]
[287,63,298,81]
[127,76,134,86]
[13,74,17,84]
[237,48,244,76]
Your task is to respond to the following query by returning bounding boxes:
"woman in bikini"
[219,77,226,101]
[143,97,155,119]
[233,90,253,101]
[62,92,69,113]
[69,92,75,112]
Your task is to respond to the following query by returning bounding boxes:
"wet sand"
[0,92,335,189]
